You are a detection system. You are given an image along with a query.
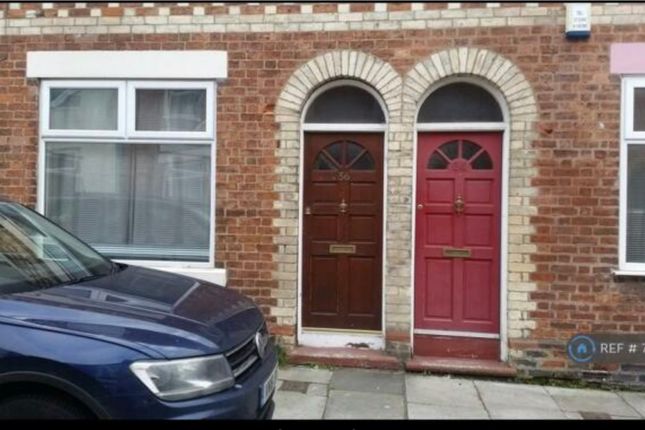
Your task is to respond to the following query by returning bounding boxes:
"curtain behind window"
[135,89,206,132]
[50,88,118,130]
[45,142,211,262]
[627,145,645,263]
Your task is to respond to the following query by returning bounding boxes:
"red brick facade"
[1,2,645,386]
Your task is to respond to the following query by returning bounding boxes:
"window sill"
[158,267,227,286]
[612,269,645,278]
[121,263,227,286]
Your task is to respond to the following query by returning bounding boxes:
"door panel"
[426,214,453,245]
[310,216,338,241]
[310,183,338,201]
[464,215,492,246]
[415,132,502,335]
[425,258,454,320]
[462,259,492,321]
[310,256,339,314]
[427,179,454,202]
[303,133,383,331]
[348,216,375,241]
[465,179,493,202]
[348,256,377,315]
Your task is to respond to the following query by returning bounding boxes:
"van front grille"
[225,332,260,379]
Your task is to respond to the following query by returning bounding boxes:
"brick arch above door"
[402,48,538,125]
[271,51,403,344]
[403,48,541,357]
[275,51,401,121]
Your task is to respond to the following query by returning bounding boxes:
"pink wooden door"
[415,132,502,334]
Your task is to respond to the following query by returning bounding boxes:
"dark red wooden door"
[302,133,383,331]
[415,132,502,334]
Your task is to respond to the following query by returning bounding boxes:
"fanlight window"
[314,140,375,171]
[305,86,385,124]
[418,82,503,123]
[428,140,493,170]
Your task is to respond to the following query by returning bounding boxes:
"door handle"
[417,204,424,210]
[454,195,465,215]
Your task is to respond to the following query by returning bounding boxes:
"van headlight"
[130,355,235,401]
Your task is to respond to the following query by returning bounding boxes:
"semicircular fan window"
[427,140,493,170]
[314,140,375,171]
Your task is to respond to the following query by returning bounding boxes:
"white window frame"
[624,77,645,140]
[38,79,217,270]
[40,80,126,138]
[126,80,214,140]
[619,76,645,273]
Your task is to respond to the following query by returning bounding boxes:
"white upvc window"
[620,77,645,272]
[38,79,216,269]
[41,80,127,138]
[623,78,645,140]
[126,81,215,140]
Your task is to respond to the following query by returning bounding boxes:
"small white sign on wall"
[565,3,591,39]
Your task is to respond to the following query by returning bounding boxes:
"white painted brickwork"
[0,3,642,35]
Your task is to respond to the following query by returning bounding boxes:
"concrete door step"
[287,346,401,370]
[406,356,517,378]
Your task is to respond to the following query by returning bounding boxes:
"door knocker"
[454,195,465,215]
[339,199,348,214]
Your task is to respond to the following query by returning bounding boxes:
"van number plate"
[260,365,278,407]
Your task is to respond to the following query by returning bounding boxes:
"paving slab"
[405,374,483,408]
[330,368,404,395]
[475,380,560,410]
[273,366,645,420]
[408,402,489,419]
[620,392,645,417]
[273,390,327,420]
[307,383,328,397]
[578,411,612,420]
[546,386,640,417]
[279,380,309,394]
[487,406,568,420]
[324,390,405,419]
[278,366,333,384]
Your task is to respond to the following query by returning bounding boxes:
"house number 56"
[337,172,351,181]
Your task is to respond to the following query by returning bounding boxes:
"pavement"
[273,365,645,420]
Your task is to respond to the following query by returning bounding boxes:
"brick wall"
[1,2,645,386]
[0,2,643,35]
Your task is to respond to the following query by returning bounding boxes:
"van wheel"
[0,393,91,419]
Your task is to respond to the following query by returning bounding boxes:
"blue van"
[0,201,277,419]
